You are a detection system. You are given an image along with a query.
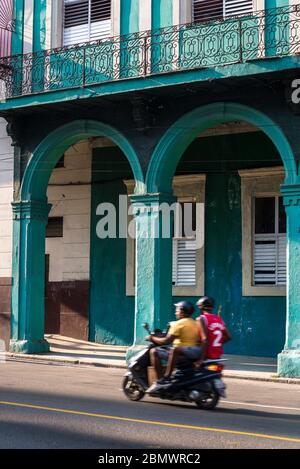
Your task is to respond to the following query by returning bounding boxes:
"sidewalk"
[5,334,300,384]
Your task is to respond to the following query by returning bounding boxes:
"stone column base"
[9,339,50,354]
[126,345,148,364]
[278,349,300,378]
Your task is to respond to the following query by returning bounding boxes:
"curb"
[5,353,300,384]
[223,371,300,385]
[5,353,127,369]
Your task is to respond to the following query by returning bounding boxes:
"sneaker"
[156,376,171,386]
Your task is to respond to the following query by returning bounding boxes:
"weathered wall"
[176,131,286,357]
[90,146,134,345]
[0,118,13,348]
[45,140,91,340]
[90,131,286,356]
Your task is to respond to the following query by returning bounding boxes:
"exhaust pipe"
[189,390,201,401]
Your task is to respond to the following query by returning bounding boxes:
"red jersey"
[199,313,226,359]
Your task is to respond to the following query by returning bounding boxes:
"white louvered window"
[63,0,111,46]
[193,0,253,23]
[172,202,197,287]
[253,196,286,286]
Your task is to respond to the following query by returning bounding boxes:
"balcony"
[0,5,300,101]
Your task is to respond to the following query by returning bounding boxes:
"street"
[0,360,299,449]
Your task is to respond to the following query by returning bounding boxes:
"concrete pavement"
[4,334,300,384]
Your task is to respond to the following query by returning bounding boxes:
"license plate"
[214,379,226,391]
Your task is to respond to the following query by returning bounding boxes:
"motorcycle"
[122,323,226,410]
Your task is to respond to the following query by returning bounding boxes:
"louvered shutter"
[64,0,89,45]
[254,235,277,284]
[90,0,111,41]
[173,239,197,286]
[277,234,286,285]
[193,0,223,23]
[193,0,253,23]
[0,28,11,57]
[253,234,287,285]
[63,0,111,46]
[0,0,13,57]
[224,0,253,18]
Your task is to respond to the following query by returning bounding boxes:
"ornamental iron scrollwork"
[0,5,300,99]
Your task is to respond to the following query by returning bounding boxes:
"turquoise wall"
[198,172,285,357]
[152,0,173,29]
[90,132,286,356]
[89,148,134,345]
[12,0,24,55]
[174,132,286,357]
[120,0,139,35]
[32,0,46,52]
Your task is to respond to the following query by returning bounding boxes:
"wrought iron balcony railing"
[0,5,300,100]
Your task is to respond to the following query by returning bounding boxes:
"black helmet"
[196,296,215,310]
[174,301,195,316]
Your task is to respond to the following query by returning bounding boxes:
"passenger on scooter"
[145,301,207,386]
[194,296,231,366]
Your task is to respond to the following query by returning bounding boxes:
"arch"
[21,119,145,200]
[146,102,297,193]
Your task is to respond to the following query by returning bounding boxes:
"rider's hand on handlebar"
[145,335,152,342]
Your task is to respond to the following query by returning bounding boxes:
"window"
[63,0,111,46]
[253,196,286,286]
[239,166,286,296]
[193,0,253,23]
[0,0,13,57]
[172,202,197,287]
[46,218,63,238]
[124,175,206,296]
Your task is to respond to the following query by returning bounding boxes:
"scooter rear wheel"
[122,376,145,401]
[195,390,219,410]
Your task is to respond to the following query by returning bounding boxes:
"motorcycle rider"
[195,296,231,364]
[145,300,207,386]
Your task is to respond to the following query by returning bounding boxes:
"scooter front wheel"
[122,376,145,401]
[195,390,219,410]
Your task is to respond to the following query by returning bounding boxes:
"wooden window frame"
[239,166,286,297]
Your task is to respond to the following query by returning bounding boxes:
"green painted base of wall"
[278,350,300,378]
[9,339,50,354]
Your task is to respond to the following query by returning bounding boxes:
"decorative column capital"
[130,193,177,219]
[12,200,52,222]
[281,184,300,207]
[130,192,177,207]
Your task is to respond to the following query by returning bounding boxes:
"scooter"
[122,324,226,410]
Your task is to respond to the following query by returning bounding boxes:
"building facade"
[0,0,300,376]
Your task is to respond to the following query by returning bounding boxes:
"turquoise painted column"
[32,0,47,93]
[120,0,140,78]
[12,0,25,55]
[126,193,176,359]
[32,0,47,53]
[278,184,300,377]
[11,0,25,96]
[151,0,174,74]
[10,200,51,353]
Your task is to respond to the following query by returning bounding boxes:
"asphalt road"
[0,359,299,449]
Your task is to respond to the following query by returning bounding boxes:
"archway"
[21,120,145,200]
[10,120,144,353]
[142,102,298,359]
[147,102,297,193]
